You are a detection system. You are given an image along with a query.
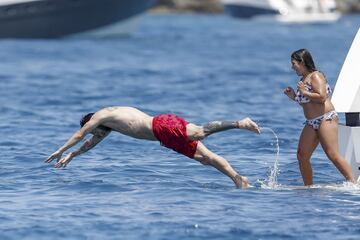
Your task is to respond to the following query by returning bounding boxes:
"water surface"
[1,13,360,240]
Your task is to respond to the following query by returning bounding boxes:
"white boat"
[0,0,157,38]
[332,28,360,180]
[222,0,279,18]
[222,0,341,24]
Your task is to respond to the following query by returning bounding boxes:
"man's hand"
[55,153,73,168]
[45,150,63,163]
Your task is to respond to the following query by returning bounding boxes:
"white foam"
[274,182,360,192]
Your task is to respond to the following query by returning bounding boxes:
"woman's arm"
[284,87,296,101]
[299,73,327,103]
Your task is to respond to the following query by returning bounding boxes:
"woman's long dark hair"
[291,49,317,73]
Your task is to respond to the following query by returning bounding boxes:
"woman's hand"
[297,81,306,94]
[283,86,295,100]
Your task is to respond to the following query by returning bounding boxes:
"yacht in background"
[223,0,278,19]
[0,0,157,38]
[222,0,341,24]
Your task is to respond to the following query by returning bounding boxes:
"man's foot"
[233,175,249,188]
[237,118,261,134]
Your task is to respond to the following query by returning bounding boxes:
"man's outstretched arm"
[54,130,110,168]
[45,118,101,164]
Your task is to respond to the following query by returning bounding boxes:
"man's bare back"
[96,106,156,140]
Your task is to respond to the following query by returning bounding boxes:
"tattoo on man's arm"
[78,140,94,154]
[203,121,238,137]
[75,135,102,156]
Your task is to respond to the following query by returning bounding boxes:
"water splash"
[260,127,280,189]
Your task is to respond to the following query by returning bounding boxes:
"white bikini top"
[295,71,332,104]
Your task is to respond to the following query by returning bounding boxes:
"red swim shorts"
[152,114,198,159]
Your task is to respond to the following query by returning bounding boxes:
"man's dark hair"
[80,112,111,131]
[291,48,317,72]
[80,113,94,128]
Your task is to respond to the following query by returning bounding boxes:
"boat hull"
[0,0,156,38]
[338,125,360,181]
[224,4,278,18]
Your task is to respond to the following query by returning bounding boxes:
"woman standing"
[284,49,355,185]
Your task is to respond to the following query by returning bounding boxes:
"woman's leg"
[318,119,355,182]
[297,125,319,185]
[193,141,248,188]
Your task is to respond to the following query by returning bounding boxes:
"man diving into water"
[46,106,260,188]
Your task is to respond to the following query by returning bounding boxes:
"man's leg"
[186,117,260,141]
[193,141,249,188]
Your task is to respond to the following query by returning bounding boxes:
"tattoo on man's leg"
[203,121,237,137]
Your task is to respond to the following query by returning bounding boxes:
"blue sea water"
[1,13,360,240]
